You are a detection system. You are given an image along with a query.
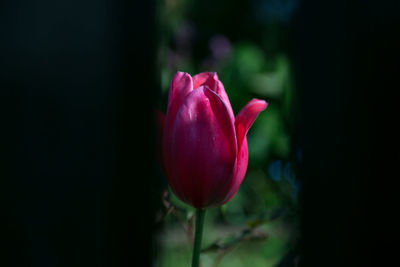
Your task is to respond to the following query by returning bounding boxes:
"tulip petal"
[165,72,193,140]
[168,86,237,208]
[193,72,217,90]
[167,72,193,111]
[163,72,193,201]
[166,72,193,130]
[193,72,235,120]
[235,99,268,154]
[223,99,268,203]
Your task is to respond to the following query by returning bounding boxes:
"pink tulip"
[159,72,267,208]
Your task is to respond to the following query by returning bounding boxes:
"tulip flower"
[160,71,267,208]
[158,71,267,267]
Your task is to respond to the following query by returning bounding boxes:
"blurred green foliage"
[156,0,300,266]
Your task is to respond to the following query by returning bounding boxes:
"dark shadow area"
[0,1,160,267]
[292,0,400,266]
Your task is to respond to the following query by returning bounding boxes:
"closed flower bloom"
[159,72,267,208]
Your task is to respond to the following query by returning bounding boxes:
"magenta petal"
[192,72,216,90]
[166,72,193,133]
[167,72,193,111]
[168,86,237,208]
[222,138,248,204]
[235,99,268,152]
[163,72,193,201]
[222,99,267,204]
[193,72,235,120]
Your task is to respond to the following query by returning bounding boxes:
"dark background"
[1,0,398,267]
[1,1,160,266]
[293,0,400,266]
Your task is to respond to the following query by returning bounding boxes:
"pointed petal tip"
[235,97,268,152]
[166,71,194,127]
[250,98,268,110]
[174,71,192,79]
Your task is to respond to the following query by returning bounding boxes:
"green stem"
[192,208,206,267]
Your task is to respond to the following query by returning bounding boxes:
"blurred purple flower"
[167,49,180,70]
[209,34,232,61]
[175,22,195,57]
